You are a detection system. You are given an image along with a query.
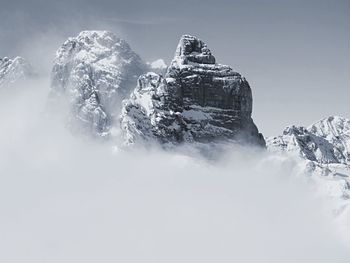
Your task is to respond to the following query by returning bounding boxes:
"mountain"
[267,116,350,218]
[121,35,265,147]
[0,56,34,88]
[267,116,350,165]
[50,30,148,137]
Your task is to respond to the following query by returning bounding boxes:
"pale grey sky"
[1,0,349,136]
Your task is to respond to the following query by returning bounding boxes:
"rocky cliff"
[50,30,148,137]
[121,35,265,147]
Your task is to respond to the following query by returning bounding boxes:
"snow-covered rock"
[50,30,147,137]
[121,35,265,147]
[308,116,350,164]
[121,72,179,145]
[267,116,350,164]
[0,56,34,88]
[267,116,350,219]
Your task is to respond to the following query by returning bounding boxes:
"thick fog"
[0,75,349,263]
[1,1,350,261]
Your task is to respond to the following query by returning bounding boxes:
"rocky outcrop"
[121,35,265,146]
[0,56,34,88]
[267,116,350,204]
[267,116,350,164]
[50,30,147,137]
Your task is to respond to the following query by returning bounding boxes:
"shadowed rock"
[121,35,265,147]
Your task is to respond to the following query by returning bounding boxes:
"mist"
[0,75,349,263]
[1,1,350,259]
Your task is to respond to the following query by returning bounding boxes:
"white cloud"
[0,79,349,263]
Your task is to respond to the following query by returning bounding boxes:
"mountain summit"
[267,116,350,164]
[121,35,265,146]
[0,56,34,88]
[267,116,350,210]
[50,30,147,136]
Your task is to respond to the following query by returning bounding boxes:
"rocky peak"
[267,116,350,213]
[0,56,34,88]
[282,125,308,136]
[173,35,216,65]
[121,35,265,147]
[50,30,147,137]
[308,116,350,143]
[267,116,350,165]
[308,116,350,163]
[166,35,252,116]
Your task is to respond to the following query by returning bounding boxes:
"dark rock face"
[121,35,265,147]
[176,35,216,64]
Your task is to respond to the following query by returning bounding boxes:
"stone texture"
[121,35,265,146]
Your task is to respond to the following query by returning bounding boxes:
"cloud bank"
[0,78,349,263]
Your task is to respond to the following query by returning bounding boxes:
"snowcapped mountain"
[50,30,148,137]
[121,35,265,147]
[267,116,350,165]
[308,116,350,163]
[0,56,34,88]
[267,116,350,220]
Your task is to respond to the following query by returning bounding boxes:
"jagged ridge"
[267,116,350,214]
[267,116,350,164]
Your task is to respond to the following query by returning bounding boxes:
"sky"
[0,0,349,135]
